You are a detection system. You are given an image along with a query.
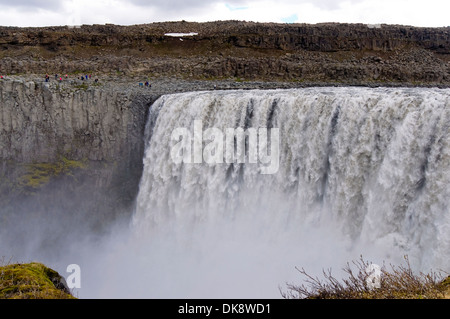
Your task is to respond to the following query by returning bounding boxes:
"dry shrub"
[281,255,449,299]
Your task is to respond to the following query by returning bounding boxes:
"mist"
[59,190,402,299]
[0,188,405,299]
[1,87,449,299]
[1,180,401,299]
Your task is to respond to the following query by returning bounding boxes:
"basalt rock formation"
[0,78,156,243]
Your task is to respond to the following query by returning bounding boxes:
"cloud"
[0,0,63,12]
[0,0,448,27]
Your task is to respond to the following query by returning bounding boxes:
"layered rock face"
[0,21,448,85]
[0,79,151,163]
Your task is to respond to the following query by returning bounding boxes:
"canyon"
[0,20,449,272]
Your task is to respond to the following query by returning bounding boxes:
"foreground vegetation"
[0,259,76,299]
[282,256,450,299]
[1,255,448,299]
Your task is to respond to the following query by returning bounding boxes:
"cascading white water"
[84,87,449,299]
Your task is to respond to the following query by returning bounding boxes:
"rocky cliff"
[0,79,151,163]
[0,77,156,254]
[0,21,449,85]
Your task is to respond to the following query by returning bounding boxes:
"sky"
[0,0,447,28]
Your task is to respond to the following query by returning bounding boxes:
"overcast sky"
[0,0,447,28]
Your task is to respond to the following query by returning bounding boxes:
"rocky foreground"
[0,20,449,86]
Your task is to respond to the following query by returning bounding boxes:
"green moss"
[0,263,75,299]
[18,157,86,191]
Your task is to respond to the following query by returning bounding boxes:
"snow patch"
[164,32,198,37]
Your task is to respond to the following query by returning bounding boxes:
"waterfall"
[122,87,449,298]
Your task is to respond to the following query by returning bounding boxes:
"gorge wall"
[0,78,155,255]
[0,80,151,163]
